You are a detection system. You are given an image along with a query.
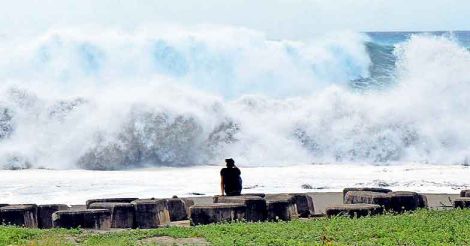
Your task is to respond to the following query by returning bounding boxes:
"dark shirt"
[220,167,242,195]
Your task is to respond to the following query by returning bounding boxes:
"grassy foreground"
[1,209,470,245]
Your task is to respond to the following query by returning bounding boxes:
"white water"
[0,28,469,170]
[0,164,468,204]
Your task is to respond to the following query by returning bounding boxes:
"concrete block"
[0,204,38,228]
[190,204,246,225]
[89,202,134,228]
[214,196,267,221]
[288,193,315,218]
[131,199,170,228]
[344,191,392,210]
[52,209,111,229]
[454,197,470,209]
[37,204,69,229]
[326,204,383,218]
[342,188,392,202]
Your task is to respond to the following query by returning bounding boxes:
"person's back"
[220,159,242,196]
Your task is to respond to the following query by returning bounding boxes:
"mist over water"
[0,27,469,170]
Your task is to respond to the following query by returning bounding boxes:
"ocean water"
[0,29,469,202]
[1,164,469,204]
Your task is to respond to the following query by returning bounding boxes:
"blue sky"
[0,0,469,39]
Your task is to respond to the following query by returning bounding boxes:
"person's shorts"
[225,190,241,196]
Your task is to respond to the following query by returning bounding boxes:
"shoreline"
[0,164,468,204]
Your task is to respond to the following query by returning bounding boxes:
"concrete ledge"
[288,193,315,218]
[131,199,170,228]
[86,198,138,208]
[242,193,266,198]
[214,196,267,222]
[326,204,383,218]
[344,191,392,210]
[52,209,111,229]
[0,204,38,228]
[454,198,470,209]
[89,202,135,228]
[190,204,246,225]
[342,188,392,202]
[38,204,69,229]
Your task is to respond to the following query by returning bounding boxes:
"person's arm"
[220,176,225,196]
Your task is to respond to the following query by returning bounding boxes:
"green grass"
[2,209,470,245]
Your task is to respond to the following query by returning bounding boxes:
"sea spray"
[0,28,469,169]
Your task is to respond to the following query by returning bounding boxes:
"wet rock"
[37,204,69,229]
[342,187,392,202]
[190,204,246,226]
[52,209,111,229]
[326,204,383,218]
[166,198,190,221]
[288,193,315,217]
[344,191,392,210]
[0,204,38,228]
[389,191,420,213]
[89,202,135,228]
[454,198,470,208]
[214,196,267,222]
[85,198,138,208]
[131,199,170,228]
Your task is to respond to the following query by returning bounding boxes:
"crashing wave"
[0,28,469,169]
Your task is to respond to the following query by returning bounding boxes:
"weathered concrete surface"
[214,196,267,221]
[342,188,392,202]
[37,204,69,229]
[460,190,470,197]
[0,204,38,228]
[417,194,428,209]
[265,194,298,220]
[344,191,392,210]
[266,200,298,221]
[453,197,470,209]
[131,199,170,228]
[326,204,383,218]
[190,204,246,225]
[52,209,111,229]
[389,191,420,213]
[241,193,266,198]
[167,198,189,221]
[181,198,195,218]
[288,193,315,218]
[86,198,138,208]
[89,202,134,228]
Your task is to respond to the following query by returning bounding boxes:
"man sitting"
[220,158,242,196]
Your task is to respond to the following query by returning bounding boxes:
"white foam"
[0,164,467,204]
